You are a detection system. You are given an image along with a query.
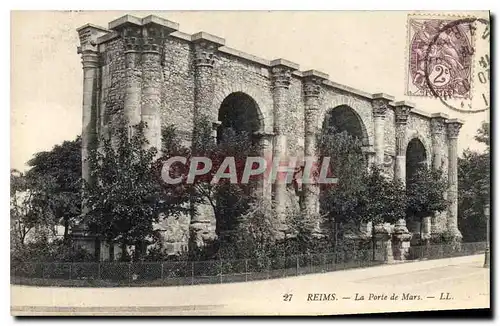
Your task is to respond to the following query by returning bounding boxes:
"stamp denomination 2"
[407,17,474,99]
[406,15,490,113]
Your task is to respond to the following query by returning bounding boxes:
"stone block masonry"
[76,14,464,257]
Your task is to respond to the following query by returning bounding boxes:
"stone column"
[302,70,329,237]
[446,119,464,240]
[430,113,449,237]
[75,24,109,248]
[141,24,173,152]
[393,101,413,184]
[192,32,225,124]
[371,94,394,166]
[122,25,143,131]
[190,32,225,251]
[253,131,274,210]
[270,59,298,235]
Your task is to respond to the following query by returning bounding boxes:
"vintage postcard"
[10,10,490,316]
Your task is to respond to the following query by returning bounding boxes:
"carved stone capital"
[77,24,109,68]
[142,25,165,53]
[271,66,293,89]
[192,32,225,69]
[120,25,143,52]
[302,70,328,99]
[431,117,447,135]
[446,119,464,139]
[372,93,394,118]
[194,42,219,68]
[372,99,390,118]
[80,50,100,69]
[394,101,414,125]
[303,78,323,98]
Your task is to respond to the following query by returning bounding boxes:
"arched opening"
[217,92,261,144]
[406,138,428,183]
[321,105,368,145]
[405,138,428,240]
[318,105,369,241]
[215,92,262,250]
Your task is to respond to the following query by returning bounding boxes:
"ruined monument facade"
[77,15,464,256]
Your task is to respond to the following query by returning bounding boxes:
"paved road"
[11,254,490,316]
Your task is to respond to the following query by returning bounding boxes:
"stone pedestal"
[392,219,412,261]
[374,223,394,263]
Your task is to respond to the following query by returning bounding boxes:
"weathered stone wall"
[78,15,464,258]
[161,36,195,143]
[407,113,433,167]
[100,38,126,133]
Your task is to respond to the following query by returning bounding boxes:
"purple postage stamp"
[406,16,475,99]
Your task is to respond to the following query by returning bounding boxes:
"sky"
[10,10,490,171]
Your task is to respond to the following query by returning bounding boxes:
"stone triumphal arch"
[76,15,464,255]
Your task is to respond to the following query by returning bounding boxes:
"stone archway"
[217,92,262,143]
[215,92,263,245]
[406,137,428,183]
[318,105,370,237]
[321,105,369,146]
[405,137,429,240]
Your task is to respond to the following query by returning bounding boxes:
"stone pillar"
[371,94,394,166]
[253,131,274,209]
[270,59,299,235]
[430,113,449,236]
[190,32,225,251]
[122,25,143,130]
[192,32,225,124]
[446,119,464,241]
[141,24,172,152]
[361,145,376,171]
[302,70,329,237]
[374,223,394,263]
[75,24,109,245]
[393,101,414,184]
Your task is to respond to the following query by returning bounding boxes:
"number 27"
[283,294,293,301]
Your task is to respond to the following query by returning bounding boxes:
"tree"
[406,165,449,240]
[24,136,82,240]
[358,166,407,259]
[316,126,368,244]
[168,117,260,256]
[84,121,187,261]
[10,170,36,248]
[458,121,490,242]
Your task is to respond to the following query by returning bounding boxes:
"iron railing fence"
[11,242,486,286]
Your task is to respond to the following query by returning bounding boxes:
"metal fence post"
[245,259,248,282]
[128,262,132,284]
[69,263,72,280]
[97,263,101,280]
[296,255,299,276]
[161,262,164,280]
[191,262,194,285]
[42,263,46,279]
[219,260,223,284]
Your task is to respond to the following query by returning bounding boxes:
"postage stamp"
[406,16,475,99]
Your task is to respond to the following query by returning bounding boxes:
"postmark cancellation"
[406,16,475,99]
